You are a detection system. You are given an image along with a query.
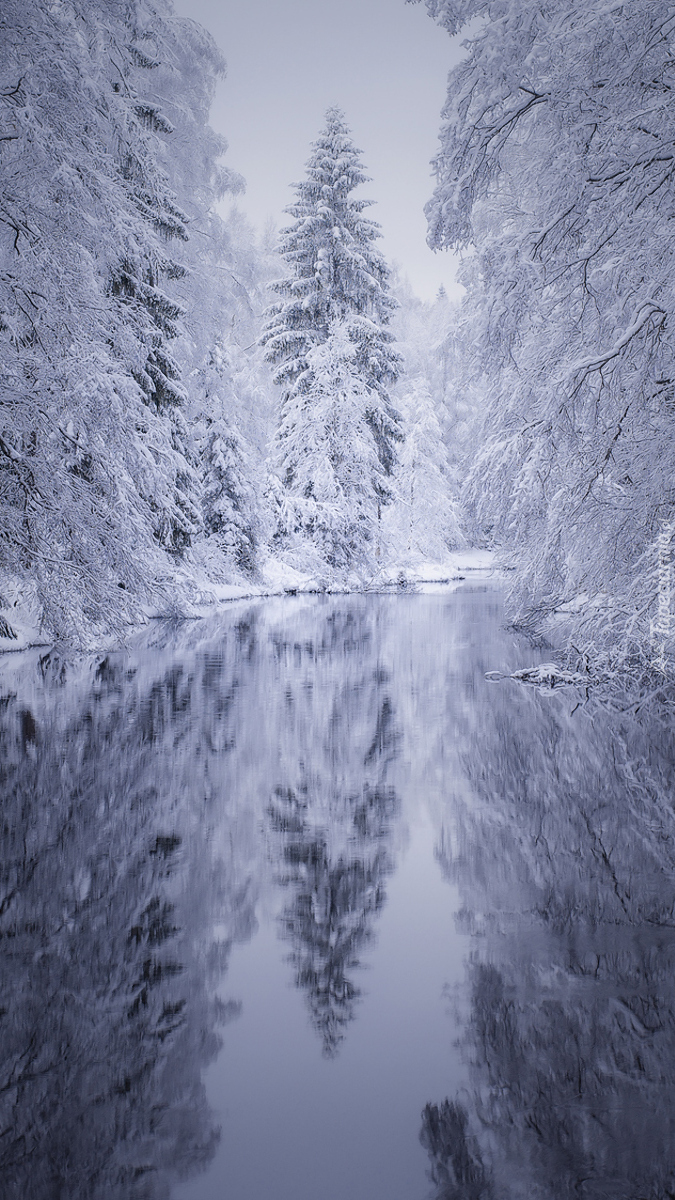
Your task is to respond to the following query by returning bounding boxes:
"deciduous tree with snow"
[0,0,248,643]
[414,0,675,668]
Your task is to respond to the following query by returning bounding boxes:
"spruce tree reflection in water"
[266,603,400,1057]
[423,670,675,1200]
[0,637,259,1200]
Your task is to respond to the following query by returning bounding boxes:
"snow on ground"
[377,548,495,588]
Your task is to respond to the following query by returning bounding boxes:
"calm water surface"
[2,588,675,1199]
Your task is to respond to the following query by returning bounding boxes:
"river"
[2,585,675,1199]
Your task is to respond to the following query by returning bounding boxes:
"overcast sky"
[171,0,465,301]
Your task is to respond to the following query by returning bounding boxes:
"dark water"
[2,588,675,1200]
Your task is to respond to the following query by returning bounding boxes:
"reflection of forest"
[0,629,261,1200]
[265,603,401,1056]
[16,590,672,1198]
[423,635,675,1200]
[0,597,406,1193]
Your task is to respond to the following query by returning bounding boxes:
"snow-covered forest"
[2,0,674,675]
[0,0,466,650]
[411,0,675,673]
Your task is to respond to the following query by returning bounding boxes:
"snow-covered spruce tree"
[197,344,261,576]
[202,419,256,571]
[261,108,402,575]
[180,211,280,584]
[92,0,213,559]
[413,0,675,669]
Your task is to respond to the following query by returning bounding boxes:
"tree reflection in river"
[424,663,675,1200]
[8,589,675,1199]
[265,603,400,1056]
[0,635,260,1200]
[0,597,405,1194]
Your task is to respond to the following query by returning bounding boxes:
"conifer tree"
[261,108,402,573]
[386,377,464,563]
[201,404,258,576]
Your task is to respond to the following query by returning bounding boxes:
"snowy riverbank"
[0,550,497,656]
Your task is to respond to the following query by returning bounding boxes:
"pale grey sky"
[171,0,465,300]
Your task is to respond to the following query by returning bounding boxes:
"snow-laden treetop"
[266,107,396,342]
